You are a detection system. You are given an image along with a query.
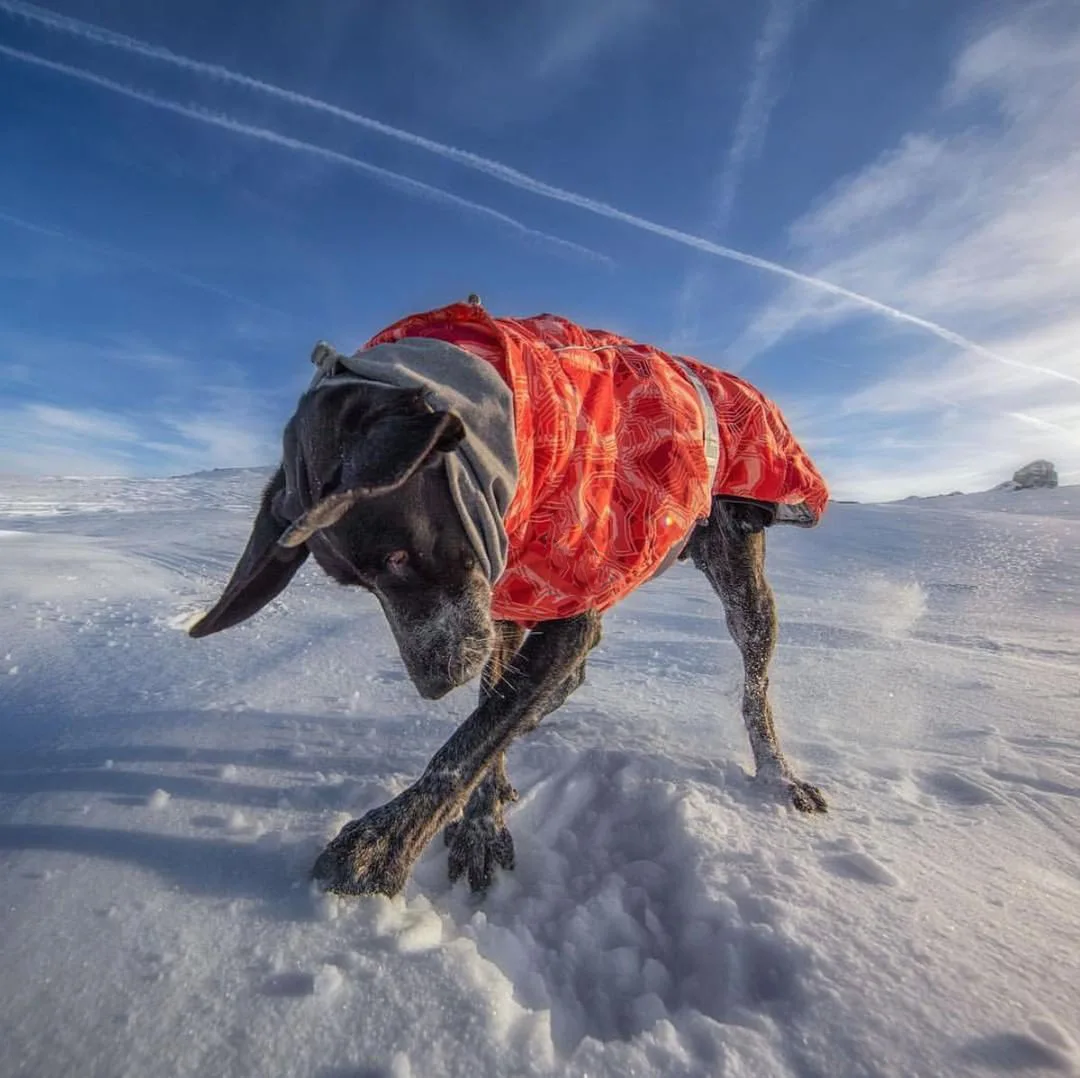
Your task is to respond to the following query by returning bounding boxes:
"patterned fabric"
[363,302,828,625]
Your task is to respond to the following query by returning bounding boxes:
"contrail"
[0,207,285,313]
[0,44,609,266]
[3,1,1079,388]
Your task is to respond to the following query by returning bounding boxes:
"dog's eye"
[384,550,410,574]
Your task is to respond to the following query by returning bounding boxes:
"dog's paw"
[312,803,416,897]
[788,779,828,814]
[444,815,515,893]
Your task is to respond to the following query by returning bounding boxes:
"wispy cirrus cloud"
[0,393,281,477]
[0,325,286,477]
[707,0,804,236]
[674,0,805,343]
[407,0,660,125]
[2,0,1070,384]
[528,0,656,83]
[742,2,1080,496]
[0,401,146,476]
[19,404,141,443]
[736,5,1080,364]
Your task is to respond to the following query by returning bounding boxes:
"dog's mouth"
[404,638,492,700]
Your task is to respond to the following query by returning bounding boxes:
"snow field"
[0,471,1077,1076]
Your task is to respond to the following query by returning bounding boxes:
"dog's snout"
[379,582,494,702]
[410,651,487,700]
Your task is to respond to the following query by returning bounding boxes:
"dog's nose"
[412,673,454,701]
[408,654,486,700]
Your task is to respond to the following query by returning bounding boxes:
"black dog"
[189,309,826,896]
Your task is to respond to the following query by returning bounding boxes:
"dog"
[188,298,829,897]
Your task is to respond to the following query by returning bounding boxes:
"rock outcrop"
[997,460,1059,491]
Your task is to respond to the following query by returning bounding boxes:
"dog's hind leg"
[444,621,527,891]
[687,499,827,813]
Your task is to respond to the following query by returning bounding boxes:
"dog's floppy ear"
[187,466,308,638]
[279,406,465,548]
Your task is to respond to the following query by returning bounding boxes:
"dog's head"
[188,375,495,699]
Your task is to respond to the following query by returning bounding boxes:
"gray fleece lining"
[311,337,519,584]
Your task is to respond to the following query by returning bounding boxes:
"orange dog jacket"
[364,303,828,625]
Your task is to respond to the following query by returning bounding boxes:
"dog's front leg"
[443,620,526,892]
[313,611,601,897]
[443,752,517,891]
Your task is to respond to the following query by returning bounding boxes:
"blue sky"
[1,0,1078,499]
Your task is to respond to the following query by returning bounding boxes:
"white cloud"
[23,403,141,442]
[734,2,1080,497]
[528,0,658,84]
[750,7,1080,342]
[159,406,279,474]
[0,327,193,379]
[0,403,138,476]
[0,325,290,478]
[0,393,280,477]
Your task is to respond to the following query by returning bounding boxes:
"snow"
[1,469,1078,1077]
